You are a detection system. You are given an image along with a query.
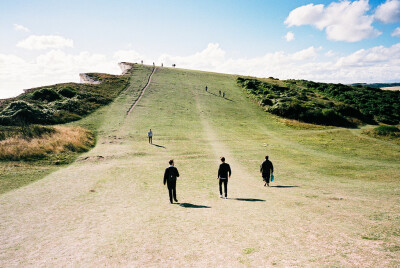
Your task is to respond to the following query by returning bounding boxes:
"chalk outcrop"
[118,62,134,74]
[79,73,101,85]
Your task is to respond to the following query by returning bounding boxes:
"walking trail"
[0,66,398,267]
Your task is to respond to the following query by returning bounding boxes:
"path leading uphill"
[0,65,399,267]
[127,66,156,115]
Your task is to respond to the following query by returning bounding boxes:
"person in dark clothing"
[205,85,208,92]
[260,155,274,187]
[217,157,231,199]
[163,159,180,203]
[219,90,221,96]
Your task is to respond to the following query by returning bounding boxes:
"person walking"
[164,159,180,203]
[219,90,221,96]
[223,92,225,98]
[148,129,153,144]
[260,155,274,187]
[217,157,231,199]
[205,85,208,92]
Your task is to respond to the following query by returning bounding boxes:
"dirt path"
[0,67,398,267]
[127,66,156,115]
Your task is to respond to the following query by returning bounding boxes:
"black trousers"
[167,179,177,203]
[219,179,228,197]
[149,137,152,143]
[263,173,271,183]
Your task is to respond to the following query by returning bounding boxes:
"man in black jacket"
[217,157,231,199]
[164,159,180,203]
[260,155,274,187]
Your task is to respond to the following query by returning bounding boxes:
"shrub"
[374,126,400,136]
[59,87,76,98]
[0,101,54,125]
[31,88,61,102]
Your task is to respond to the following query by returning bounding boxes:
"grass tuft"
[0,126,95,161]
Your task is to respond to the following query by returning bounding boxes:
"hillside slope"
[0,65,399,266]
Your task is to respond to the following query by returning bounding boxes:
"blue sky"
[1,0,400,98]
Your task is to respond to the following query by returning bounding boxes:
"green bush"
[58,87,76,98]
[374,126,400,136]
[31,88,61,102]
[0,101,54,125]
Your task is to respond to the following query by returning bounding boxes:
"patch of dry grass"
[0,126,95,161]
[277,117,332,129]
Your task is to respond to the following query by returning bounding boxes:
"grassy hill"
[0,65,399,266]
[237,77,400,126]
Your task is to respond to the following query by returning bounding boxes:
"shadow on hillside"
[151,143,166,149]
[233,198,266,202]
[178,203,211,208]
[206,91,234,102]
[270,185,299,188]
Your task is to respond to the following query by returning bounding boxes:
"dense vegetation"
[237,77,400,126]
[0,72,131,126]
[353,82,400,88]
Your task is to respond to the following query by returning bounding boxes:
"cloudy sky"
[1,0,400,98]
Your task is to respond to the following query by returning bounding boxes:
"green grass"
[0,65,153,194]
[0,65,399,266]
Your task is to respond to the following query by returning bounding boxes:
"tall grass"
[0,126,95,161]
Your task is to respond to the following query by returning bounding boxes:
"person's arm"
[217,165,221,179]
[271,162,274,174]
[163,169,168,185]
[175,167,179,178]
[260,163,263,173]
[228,165,231,178]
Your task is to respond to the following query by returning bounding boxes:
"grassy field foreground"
[0,65,399,267]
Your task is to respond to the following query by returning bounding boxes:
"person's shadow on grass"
[151,143,166,149]
[177,203,211,208]
[270,185,299,188]
[232,198,266,202]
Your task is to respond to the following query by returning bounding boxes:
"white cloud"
[0,50,120,99]
[375,0,400,23]
[285,0,381,42]
[325,50,336,57]
[113,49,144,63]
[285,31,295,42]
[17,35,74,50]
[392,27,400,37]
[13,24,29,32]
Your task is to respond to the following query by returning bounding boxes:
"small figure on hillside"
[218,157,231,199]
[148,129,153,144]
[219,90,221,96]
[164,159,180,203]
[153,62,155,66]
[223,92,225,98]
[141,60,143,64]
[205,85,208,92]
[161,63,163,67]
[172,64,176,68]
[260,155,274,187]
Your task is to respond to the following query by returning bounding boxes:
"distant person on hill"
[141,60,143,64]
[153,62,155,66]
[164,159,180,203]
[260,155,274,187]
[218,157,231,199]
[223,92,225,98]
[161,63,163,67]
[205,85,208,92]
[219,90,221,96]
[148,129,153,144]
